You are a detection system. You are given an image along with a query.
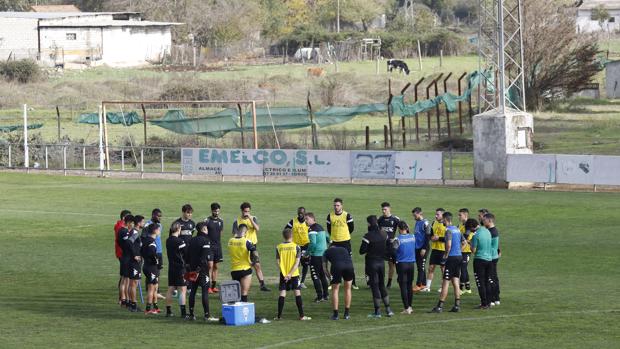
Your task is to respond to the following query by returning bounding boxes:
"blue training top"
[414,219,429,249]
[395,233,416,263]
[446,225,462,257]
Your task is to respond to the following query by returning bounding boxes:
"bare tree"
[522,0,602,110]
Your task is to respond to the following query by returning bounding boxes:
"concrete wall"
[0,17,39,60]
[39,27,103,64]
[473,109,534,188]
[605,61,620,98]
[577,9,620,33]
[101,26,171,66]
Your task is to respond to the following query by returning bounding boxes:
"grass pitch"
[0,172,618,348]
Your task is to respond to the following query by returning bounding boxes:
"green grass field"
[0,172,618,348]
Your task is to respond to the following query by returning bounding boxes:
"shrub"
[0,59,41,83]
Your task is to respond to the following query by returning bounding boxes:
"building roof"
[579,0,620,10]
[39,20,182,28]
[0,11,140,19]
[30,5,80,12]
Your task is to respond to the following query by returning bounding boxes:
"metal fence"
[0,143,473,181]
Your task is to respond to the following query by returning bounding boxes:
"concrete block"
[473,108,534,188]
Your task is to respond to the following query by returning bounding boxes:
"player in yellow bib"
[232,202,270,292]
[458,208,473,294]
[425,208,446,292]
[227,224,256,302]
[285,207,310,288]
[275,228,311,321]
[326,198,358,289]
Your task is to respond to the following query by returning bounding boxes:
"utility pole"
[337,0,341,33]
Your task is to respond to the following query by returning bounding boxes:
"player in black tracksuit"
[141,224,161,314]
[174,204,196,253]
[359,215,394,318]
[378,202,400,288]
[187,222,216,321]
[121,215,143,312]
[165,222,188,318]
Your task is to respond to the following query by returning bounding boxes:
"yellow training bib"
[330,210,350,242]
[292,217,309,246]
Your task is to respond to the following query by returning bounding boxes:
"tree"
[522,0,602,110]
[591,4,610,31]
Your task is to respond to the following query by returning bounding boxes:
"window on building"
[66,33,77,40]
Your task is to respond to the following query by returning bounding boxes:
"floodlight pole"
[23,104,29,169]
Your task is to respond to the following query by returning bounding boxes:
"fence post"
[365,126,370,150]
[383,125,388,149]
[8,144,11,167]
[414,78,425,144]
[237,104,245,149]
[56,106,61,142]
[82,146,86,170]
[45,146,48,169]
[140,148,144,173]
[63,145,67,175]
[161,149,164,173]
[434,74,443,140]
[387,79,394,149]
[443,72,453,138]
[121,148,125,171]
[457,72,467,135]
[401,117,406,148]
[426,80,433,142]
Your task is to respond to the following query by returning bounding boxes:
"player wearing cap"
[359,215,393,318]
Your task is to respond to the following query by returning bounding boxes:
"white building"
[576,0,620,33]
[0,12,181,67]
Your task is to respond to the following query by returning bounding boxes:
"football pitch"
[0,172,618,348]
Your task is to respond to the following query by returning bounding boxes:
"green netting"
[148,70,508,138]
[0,123,44,133]
[150,109,240,137]
[78,111,142,126]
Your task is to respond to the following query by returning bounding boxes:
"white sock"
[426,280,432,289]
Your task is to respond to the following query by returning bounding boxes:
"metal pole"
[45,146,48,169]
[82,146,86,170]
[23,104,29,168]
[237,103,245,149]
[161,149,164,172]
[140,148,144,173]
[417,40,422,71]
[449,148,453,180]
[458,72,467,135]
[387,79,394,149]
[434,77,442,139]
[98,106,104,171]
[63,146,67,172]
[8,144,12,167]
[121,148,125,171]
[517,0,526,111]
[383,125,388,149]
[498,0,506,113]
[365,126,370,150]
[141,104,147,146]
[414,77,424,143]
